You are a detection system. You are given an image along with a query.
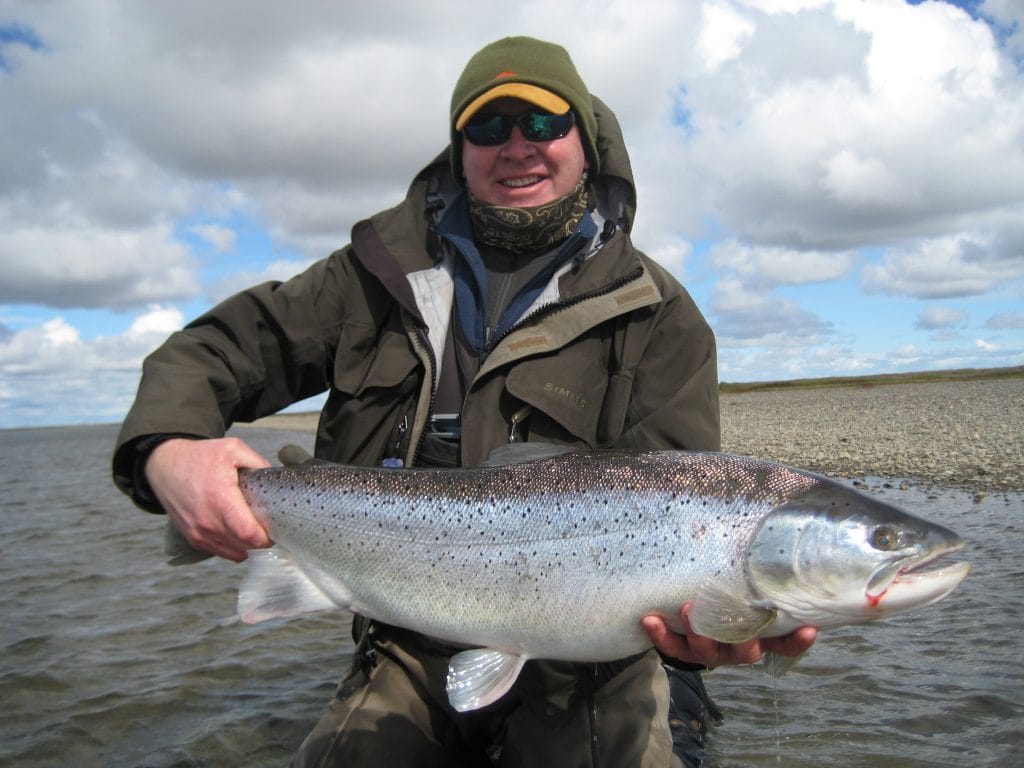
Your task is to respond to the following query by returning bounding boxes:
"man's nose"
[499,126,538,158]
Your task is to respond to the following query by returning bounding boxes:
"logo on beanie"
[496,70,517,79]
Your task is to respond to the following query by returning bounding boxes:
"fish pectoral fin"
[762,650,805,678]
[238,546,339,623]
[689,585,777,644]
[446,649,527,712]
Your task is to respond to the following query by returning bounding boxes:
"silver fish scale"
[240,451,823,661]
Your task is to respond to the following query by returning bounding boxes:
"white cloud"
[862,233,1024,299]
[986,312,1024,330]
[709,277,835,346]
[915,307,969,330]
[0,318,81,375]
[886,344,924,368]
[0,307,184,427]
[975,338,999,351]
[980,0,1024,57]
[710,240,856,287]
[717,339,875,383]
[209,259,318,303]
[191,224,237,253]
[0,0,1022,425]
[644,238,694,277]
[822,149,908,205]
[697,2,756,71]
[0,222,200,307]
[6,0,1023,284]
[126,306,184,337]
[675,0,1024,249]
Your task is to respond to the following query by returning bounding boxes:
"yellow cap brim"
[455,83,571,130]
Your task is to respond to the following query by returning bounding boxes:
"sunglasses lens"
[463,115,512,146]
[463,111,575,146]
[520,111,575,142]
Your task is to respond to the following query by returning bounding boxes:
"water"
[2,425,1021,767]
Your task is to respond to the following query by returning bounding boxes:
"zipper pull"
[508,405,533,443]
[382,414,408,468]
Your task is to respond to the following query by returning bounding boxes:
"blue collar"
[436,194,598,355]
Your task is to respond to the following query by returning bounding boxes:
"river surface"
[2,424,1021,767]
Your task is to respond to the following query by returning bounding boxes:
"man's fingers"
[644,614,703,663]
[646,604,819,668]
[762,626,818,657]
[147,437,273,562]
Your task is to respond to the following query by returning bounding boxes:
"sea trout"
[231,447,969,712]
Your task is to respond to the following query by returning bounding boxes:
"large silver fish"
[232,447,969,712]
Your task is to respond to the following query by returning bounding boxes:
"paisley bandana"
[468,176,589,253]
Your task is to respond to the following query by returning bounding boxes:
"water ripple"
[1,425,1020,767]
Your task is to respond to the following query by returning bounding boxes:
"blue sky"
[1,0,1022,428]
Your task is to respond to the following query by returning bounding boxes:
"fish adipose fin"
[238,546,339,623]
[446,649,527,712]
[689,584,777,643]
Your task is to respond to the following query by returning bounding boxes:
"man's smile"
[501,175,544,188]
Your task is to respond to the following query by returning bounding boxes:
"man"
[113,36,814,766]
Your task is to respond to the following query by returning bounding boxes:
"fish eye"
[871,526,900,551]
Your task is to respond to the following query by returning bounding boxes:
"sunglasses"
[462,110,576,146]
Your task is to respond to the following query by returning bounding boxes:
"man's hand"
[642,603,818,668]
[146,437,273,562]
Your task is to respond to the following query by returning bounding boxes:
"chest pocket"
[332,322,418,398]
[504,332,631,448]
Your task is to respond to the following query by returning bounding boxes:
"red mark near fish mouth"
[866,589,887,608]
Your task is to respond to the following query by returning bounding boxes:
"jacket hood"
[352,95,638,317]
[408,93,637,234]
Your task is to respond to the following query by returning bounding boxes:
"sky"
[1,0,1022,428]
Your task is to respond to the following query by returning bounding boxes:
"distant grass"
[719,365,1024,394]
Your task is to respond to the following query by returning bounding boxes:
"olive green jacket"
[113,97,720,508]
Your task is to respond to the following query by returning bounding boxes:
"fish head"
[746,482,970,632]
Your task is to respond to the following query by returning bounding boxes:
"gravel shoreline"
[248,377,1023,492]
[720,377,1023,492]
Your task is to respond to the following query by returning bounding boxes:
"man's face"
[461,97,588,208]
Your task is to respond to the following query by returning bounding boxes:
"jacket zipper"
[482,264,645,357]
[405,256,645,463]
[405,318,439,468]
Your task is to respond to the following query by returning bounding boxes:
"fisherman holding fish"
[114,36,816,766]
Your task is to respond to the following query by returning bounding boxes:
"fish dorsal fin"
[480,442,575,467]
[238,546,342,623]
[689,583,777,643]
[278,444,330,468]
[446,649,527,712]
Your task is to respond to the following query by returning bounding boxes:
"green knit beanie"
[450,36,599,180]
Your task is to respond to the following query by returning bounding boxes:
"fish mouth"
[868,542,971,611]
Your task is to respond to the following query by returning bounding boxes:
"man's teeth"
[502,176,542,188]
